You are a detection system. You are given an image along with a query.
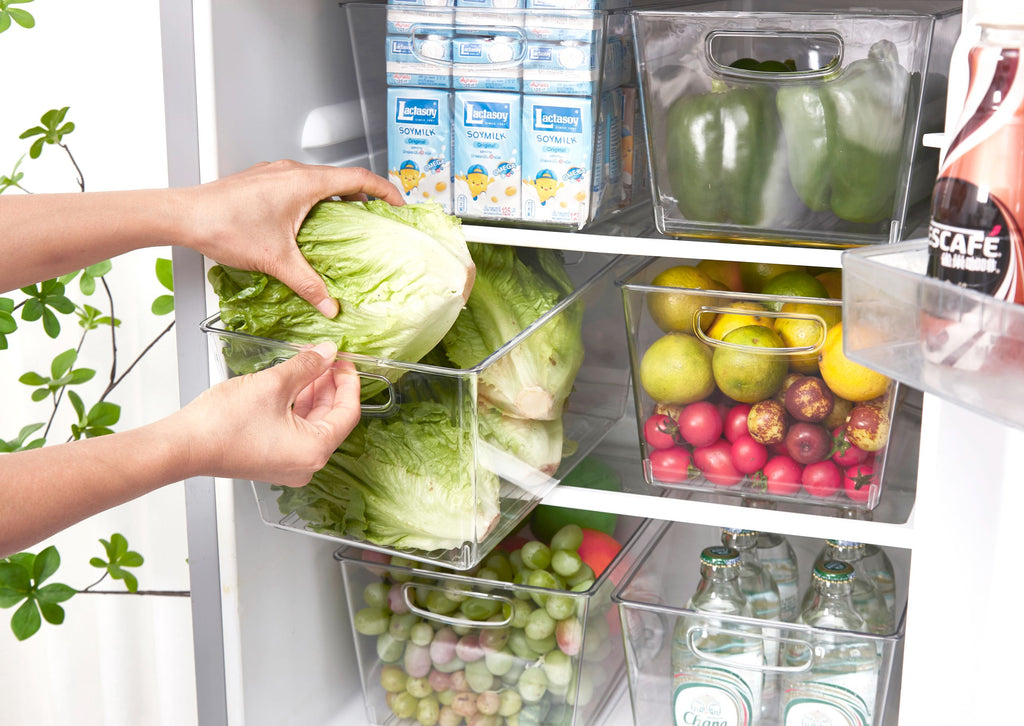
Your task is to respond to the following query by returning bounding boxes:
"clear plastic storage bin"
[336,515,648,726]
[843,238,1024,431]
[620,259,899,510]
[613,520,908,726]
[631,0,961,246]
[201,252,638,571]
[345,1,649,231]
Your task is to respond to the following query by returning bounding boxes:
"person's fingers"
[317,166,405,207]
[311,358,361,440]
[272,341,339,406]
[270,248,339,318]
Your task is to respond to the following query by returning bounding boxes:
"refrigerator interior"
[161,0,1024,724]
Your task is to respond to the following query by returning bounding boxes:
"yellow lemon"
[639,332,716,405]
[819,323,891,402]
[775,302,841,374]
[707,301,775,341]
[646,265,719,334]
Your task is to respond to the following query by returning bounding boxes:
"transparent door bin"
[843,239,1024,431]
[620,259,900,512]
[345,2,650,233]
[201,252,638,571]
[336,515,649,726]
[631,1,961,246]
[613,520,908,726]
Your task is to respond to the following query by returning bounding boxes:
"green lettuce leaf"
[276,402,500,552]
[442,245,584,420]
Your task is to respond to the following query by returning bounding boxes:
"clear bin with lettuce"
[201,200,637,570]
[631,0,960,246]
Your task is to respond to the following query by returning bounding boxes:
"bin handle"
[686,625,815,674]
[269,357,396,415]
[408,23,527,69]
[693,305,829,356]
[704,29,843,83]
[402,582,514,628]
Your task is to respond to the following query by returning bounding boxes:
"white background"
[0,1,198,724]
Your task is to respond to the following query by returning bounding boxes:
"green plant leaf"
[38,601,65,625]
[86,402,120,428]
[0,561,31,598]
[155,258,174,291]
[51,348,77,378]
[68,390,85,420]
[20,108,75,159]
[0,423,46,453]
[0,13,11,34]
[35,583,75,605]
[7,7,34,28]
[88,557,106,569]
[30,389,49,402]
[65,368,96,385]
[151,294,174,316]
[11,599,41,640]
[32,546,59,585]
[17,372,46,386]
[42,308,60,338]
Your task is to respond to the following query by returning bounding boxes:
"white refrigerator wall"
[0,1,196,724]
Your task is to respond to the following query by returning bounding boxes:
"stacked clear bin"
[336,514,648,726]
[630,0,961,246]
[201,252,639,570]
[613,520,908,726]
[347,0,648,230]
[843,239,1024,431]
[620,259,900,511]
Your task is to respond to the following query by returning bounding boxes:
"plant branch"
[78,590,191,597]
[61,143,84,192]
[99,319,175,402]
[102,276,117,387]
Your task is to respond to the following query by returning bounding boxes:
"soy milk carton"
[453,91,521,220]
[521,95,594,226]
[387,88,453,212]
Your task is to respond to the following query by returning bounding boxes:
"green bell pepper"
[665,83,787,227]
[775,39,911,224]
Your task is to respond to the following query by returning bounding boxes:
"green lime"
[739,262,800,293]
[761,270,830,312]
[639,332,715,405]
[712,325,788,403]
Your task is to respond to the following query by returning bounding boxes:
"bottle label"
[927,179,1022,299]
[674,665,754,726]
[783,681,872,726]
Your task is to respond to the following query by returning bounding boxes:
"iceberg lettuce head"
[208,200,474,374]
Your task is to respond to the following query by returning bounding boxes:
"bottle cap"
[700,545,741,568]
[974,0,1024,28]
[812,560,856,583]
[826,539,865,550]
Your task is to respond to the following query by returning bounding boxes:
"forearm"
[0,188,195,293]
[0,416,200,557]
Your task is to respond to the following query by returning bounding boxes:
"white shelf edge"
[542,486,916,551]
[463,224,846,268]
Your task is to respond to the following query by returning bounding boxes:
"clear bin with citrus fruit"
[620,258,897,509]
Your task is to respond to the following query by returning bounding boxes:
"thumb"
[272,341,339,398]
[274,248,339,319]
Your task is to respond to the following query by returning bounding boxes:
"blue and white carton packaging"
[387,88,453,212]
[453,91,521,220]
[521,95,595,226]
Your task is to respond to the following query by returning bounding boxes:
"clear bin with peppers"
[631,0,961,247]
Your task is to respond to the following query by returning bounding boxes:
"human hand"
[175,341,360,486]
[182,160,404,318]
